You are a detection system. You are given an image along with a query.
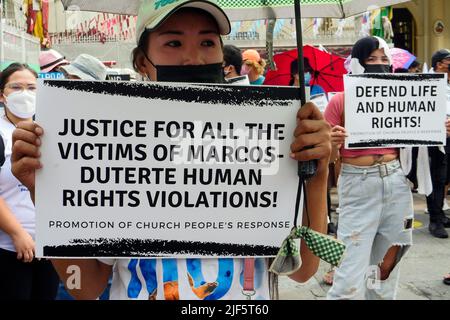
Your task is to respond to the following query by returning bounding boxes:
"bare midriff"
[342,152,399,166]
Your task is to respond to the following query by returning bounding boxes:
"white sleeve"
[417,147,433,196]
[400,147,412,176]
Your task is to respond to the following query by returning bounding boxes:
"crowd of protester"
[0,0,449,300]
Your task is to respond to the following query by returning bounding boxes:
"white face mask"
[4,90,36,119]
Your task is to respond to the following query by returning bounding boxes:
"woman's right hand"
[11,122,43,197]
[11,229,35,263]
[331,125,348,149]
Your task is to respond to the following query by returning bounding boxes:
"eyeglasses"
[4,83,37,92]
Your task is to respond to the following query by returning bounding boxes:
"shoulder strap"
[242,258,255,299]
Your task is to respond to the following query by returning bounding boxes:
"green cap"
[136,0,231,44]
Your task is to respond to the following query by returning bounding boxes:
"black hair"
[351,36,381,68]
[132,7,224,73]
[0,63,38,92]
[394,68,409,73]
[290,58,313,76]
[289,58,313,85]
[132,28,151,73]
[409,60,420,69]
[350,36,393,73]
[223,44,242,75]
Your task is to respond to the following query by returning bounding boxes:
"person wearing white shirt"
[0,63,59,299]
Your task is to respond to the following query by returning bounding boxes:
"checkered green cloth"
[269,226,346,276]
[218,0,350,9]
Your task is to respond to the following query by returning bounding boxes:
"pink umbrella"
[390,48,416,71]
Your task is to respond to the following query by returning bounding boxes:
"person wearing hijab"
[324,36,413,300]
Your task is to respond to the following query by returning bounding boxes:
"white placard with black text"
[345,73,448,149]
[35,80,301,258]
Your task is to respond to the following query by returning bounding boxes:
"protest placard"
[344,73,448,149]
[35,80,301,258]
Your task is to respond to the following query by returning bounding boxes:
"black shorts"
[0,247,60,300]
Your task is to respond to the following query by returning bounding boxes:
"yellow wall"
[396,0,450,67]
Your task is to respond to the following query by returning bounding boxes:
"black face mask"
[143,51,225,84]
[156,63,225,84]
[364,64,391,74]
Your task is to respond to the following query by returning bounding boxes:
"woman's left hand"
[290,102,331,176]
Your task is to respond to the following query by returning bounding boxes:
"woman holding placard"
[9,0,331,300]
[324,36,414,300]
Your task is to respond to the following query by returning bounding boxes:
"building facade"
[3,0,450,71]
[393,0,450,67]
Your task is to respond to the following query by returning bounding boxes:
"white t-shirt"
[0,116,35,252]
[99,257,270,300]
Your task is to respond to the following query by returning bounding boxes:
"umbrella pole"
[294,0,317,180]
[294,0,306,106]
[292,0,317,231]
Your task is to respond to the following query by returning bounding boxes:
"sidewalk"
[278,192,450,300]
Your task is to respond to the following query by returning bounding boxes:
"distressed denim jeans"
[327,160,413,300]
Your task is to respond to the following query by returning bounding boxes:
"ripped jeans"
[327,160,413,300]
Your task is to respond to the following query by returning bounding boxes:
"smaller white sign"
[345,73,448,149]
